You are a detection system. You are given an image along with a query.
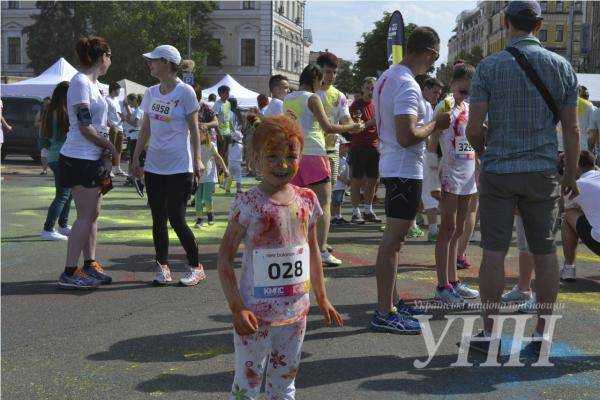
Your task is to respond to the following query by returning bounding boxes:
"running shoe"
[57,268,100,289]
[207,213,215,226]
[134,179,145,197]
[395,299,426,316]
[337,217,350,224]
[195,218,204,228]
[363,212,382,223]
[522,333,551,358]
[330,217,340,225]
[464,330,501,356]
[407,226,424,238]
[560,265,576,282]
[321,250,342,267]
[179,265,207,286]
[58,225,71,237]
[517,293,538,314]
[456,255,471,270]
[427,230,438,242]
[325,245,334,253]
[40,229,68,241]
[114,168,128,177]
[351,213,365,224]
[416,213,424,227]
[370,310,421,334]
[501,285,532,303]
[153,262,172,285]
[452,281,479,299]
[435,287,467,306]
[83,261,112,284]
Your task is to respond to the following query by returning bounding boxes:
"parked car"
[1,96,44,161]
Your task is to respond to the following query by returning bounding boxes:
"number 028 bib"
[252,244,310,299]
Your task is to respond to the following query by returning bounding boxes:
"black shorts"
[382,177,422,220]
[59,154,108,189]
[576,215,600,256]
[349,145,379,179]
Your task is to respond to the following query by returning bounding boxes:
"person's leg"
[448,195,471,284]
[426,208,438,234]
[64,186,102,268]
[435,192,458,287]
[331,199,341,220]
[518,251,535,290]
[562,208,580,265]
[231,322,270,399]
[205,182,215,224]
[166,173,199,267]
[457,195,478,258]
[43,162,71,232]
[195,182,205,219]
[145,172,170,265]
[309,180,332,253]
[82,197,100,262]
[265,317,306,399]
[362,148,380,216]
[41,154,48,174]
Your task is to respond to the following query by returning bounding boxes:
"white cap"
[142,45,182,65]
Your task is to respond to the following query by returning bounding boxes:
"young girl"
[218,115,343,400]
[225,98,244,194]
[122,93,144,188]
[431,63,480,305]
[195,129,228,228]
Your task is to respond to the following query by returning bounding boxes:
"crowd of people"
[13,1,600,398]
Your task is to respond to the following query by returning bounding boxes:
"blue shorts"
[332,189,345,205]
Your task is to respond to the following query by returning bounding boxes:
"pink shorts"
[291,155,331,187]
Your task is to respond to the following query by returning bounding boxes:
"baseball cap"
[142,45,182,65]
[504,1,543,21]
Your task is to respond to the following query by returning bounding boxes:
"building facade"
[448,1,595,72]
[1,1,40,81]
[583,1,600,73]
[204,0,312,95]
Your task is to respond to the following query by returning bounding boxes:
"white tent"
[577,74,600,103]
[118,79,147,96]
[202,74,261,109]
[0,57,111,99]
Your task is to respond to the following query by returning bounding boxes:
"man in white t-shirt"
[561,150,600,281]
[370,27,451,334]
[106,82,126,176]
[263,74,289,117]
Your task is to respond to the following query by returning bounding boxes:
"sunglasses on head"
[426,47,439,62]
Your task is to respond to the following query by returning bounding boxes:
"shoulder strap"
[505,46,560,124]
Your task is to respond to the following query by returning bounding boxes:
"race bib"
[454,137,475,160]
[149,99,173,123]
[252,244,310,299]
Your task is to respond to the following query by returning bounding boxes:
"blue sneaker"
[58,269,100,289]
[370,310,421,334]
[394,299,426,316]
[82,261,112,284]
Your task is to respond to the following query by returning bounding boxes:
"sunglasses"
[426,47,439,62]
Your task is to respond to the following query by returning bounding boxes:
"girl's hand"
[194,158,206,181]
[233,309,259,335]
[317,298,344,327]
[223,168,230,177]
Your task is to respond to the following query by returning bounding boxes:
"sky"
[305,0,478,66]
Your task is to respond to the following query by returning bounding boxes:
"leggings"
[195,182,215,216]
[145,172,198,266]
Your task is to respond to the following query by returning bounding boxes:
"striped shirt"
[470,34,578,174]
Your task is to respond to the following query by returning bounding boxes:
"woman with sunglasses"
[132,45,206,286]
[57,36,115,289]
[430,62,480,305]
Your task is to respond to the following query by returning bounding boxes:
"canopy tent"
[202,74,261,109]
[577,74,600,103]
[0,57,111,99]
[117,79,147,97]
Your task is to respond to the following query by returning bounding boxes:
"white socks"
[362,203,374,214]
[353,207,362,217]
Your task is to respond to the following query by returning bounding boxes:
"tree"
[334,60,356,95]
[23,2,84,74]
[25,1,222,85]
[352,12,416,89]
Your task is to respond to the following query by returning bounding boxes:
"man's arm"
[395,112,449,148]
[466,101,488,155]
[561,105,581,198]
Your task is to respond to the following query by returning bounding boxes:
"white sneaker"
[40,229,68,241]
[518,292,538,314]
[560,265,576,282]
[152,262,172,285]
[501,285,532,303]
[115,168,128,177]
[109,171,116,178]
[57,225,71,237]
[179,265,207,286]
[453,282,479,299]
[435,287,467,306]
[321,250,342,266]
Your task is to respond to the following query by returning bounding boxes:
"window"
[556,25,564,42]
[241,39,255,66]
[540,1,547,12]
[285,45,289,70]
[7,1,19,9]
[242,1,254,10]
[574,28,580,42]
[555,1,563,13]
[539,29,547,42]
[207,38,221,67]
[574,1,582,12]
[8,37,21,65]
[279,42,284,68]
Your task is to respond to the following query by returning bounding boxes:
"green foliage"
[24,1,222,85]
[334,60,356,95]
[352,12,416,88]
